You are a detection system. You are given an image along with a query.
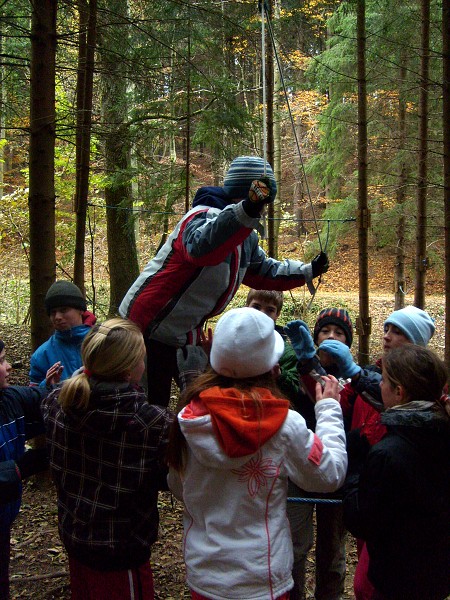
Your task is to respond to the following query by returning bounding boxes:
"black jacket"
[343,401,450,600]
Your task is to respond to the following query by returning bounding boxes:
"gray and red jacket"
[119,186,313,346]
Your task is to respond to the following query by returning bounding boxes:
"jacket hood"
[178,386,289,468]
[82,310,97,327]
[381,400,450,455]
[192,186,232,210]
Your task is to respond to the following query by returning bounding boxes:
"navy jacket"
[0,386,46,528]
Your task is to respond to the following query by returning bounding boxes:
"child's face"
[247,299,280,323]
[316,324,347,345]
[50,306,84,331]
[380,365,404,409]
[0,348,12,389]
[317,324,347,368]
[383,324,409,353]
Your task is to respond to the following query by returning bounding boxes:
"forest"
[0,0,448,365]
[1,1,449,598]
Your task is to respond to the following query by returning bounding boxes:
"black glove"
[311,251,329,277]
[242,177,275,217]
[16,448,49,480]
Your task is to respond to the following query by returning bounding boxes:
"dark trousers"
[0,527,10,600]
[144,338,179,407]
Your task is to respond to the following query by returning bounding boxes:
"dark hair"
[245,289,283,313]
[166,369,285,472]
[383,345,448,404]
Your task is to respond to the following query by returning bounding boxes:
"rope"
[287,497,343,504]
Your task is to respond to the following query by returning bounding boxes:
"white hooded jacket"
[168,386,347,600]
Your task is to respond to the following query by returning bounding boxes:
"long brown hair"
[166,368,285,472]
[383,345,449,413]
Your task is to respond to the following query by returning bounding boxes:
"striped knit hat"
[223,156,277,200]
[313,308,353,348]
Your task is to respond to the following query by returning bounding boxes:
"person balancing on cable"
[120,155,329,407]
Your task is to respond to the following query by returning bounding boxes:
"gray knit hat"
[44,281,87,314]
[223,156,277,200]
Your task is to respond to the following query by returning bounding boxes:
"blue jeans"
[287,481,346,600]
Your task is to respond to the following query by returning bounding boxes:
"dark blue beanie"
[223,156,277,200]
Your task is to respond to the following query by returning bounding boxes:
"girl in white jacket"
[167,307,347,600]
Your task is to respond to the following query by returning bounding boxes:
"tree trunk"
[356,0,371,365]
[294,117,308,236]
[272,0,282,259]
[28,0,57,351]
[443,0,450,371]
[265,0,275,258]
[184,8,191,213]
[0,24,5,201]
[414,0,430,308]
[100,0,139,316]
[394,56,408,310]
[73,0,97,295]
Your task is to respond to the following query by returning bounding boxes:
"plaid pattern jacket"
[41,381,173,571]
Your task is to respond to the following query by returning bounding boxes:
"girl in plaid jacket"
[42,318,173,600]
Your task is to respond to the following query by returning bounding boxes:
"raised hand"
[311,251,329,277]
[284,319,316,360]
[318,339,361,379]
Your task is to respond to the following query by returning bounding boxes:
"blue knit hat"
[384,305,435,347]
[223,156,277,200]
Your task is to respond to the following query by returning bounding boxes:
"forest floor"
[3,242,446,598]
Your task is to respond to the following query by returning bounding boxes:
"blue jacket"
[29,325,91,386]
[0,385,47,528]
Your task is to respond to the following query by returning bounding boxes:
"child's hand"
[248,178,275,205]
[177,345,208,391]
[318,340,361,379]
[200,327,213,359]
[315,374,339,403]
[46,362,63,386]
[284,320,316,360]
